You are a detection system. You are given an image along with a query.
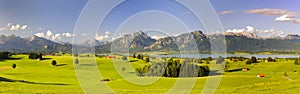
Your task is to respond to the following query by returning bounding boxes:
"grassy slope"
[1,55,300,94]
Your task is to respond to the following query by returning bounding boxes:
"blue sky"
[0,0,299,42]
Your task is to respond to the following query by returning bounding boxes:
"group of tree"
[0,52,10,59]
[266,57,276,62]
[122,56,127,61]
[132,54,150,62]
[226,56,247,62]
[136,54,144,60]
[216,56,225,64]
[294,58,300,65]
[135,58,210,77]
[28,53,43,60]
[245,56,258,65]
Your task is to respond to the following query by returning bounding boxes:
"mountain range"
[1,30,300,54]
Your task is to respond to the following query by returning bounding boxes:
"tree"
[75,58,79,64]
[207,57,213,61]
[224,62,230,72]
[0,52,10,59]
[52,60,57,66]
[137,54,141,59]
[122,56,127,61]
[145,57,150,62]
[250,56,257,63]
[216,56,225,64]
[74,53,78,57]
[12,63,16,69]
[133,54,136,58]
[267,57,275,62]
[294,58,299,65]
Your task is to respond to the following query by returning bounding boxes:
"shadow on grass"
[227,68,250,72]
[79,64,96,66]
[56,64,67,66]
[0,57,22,61]
[129,60,138,62]
[208,70,223,76]
[41,58,52,60]
[0,77,71,85]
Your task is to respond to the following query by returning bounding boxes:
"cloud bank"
[246,8,300,24]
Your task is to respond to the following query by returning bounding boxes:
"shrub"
[245,60,252,65]
[133,54,136,58]
[12,64,16,69]
[52,60,57,66]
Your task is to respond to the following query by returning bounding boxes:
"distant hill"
[2,31,300,54]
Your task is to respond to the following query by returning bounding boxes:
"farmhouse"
[257,74,265,78]
[242,68,249,71]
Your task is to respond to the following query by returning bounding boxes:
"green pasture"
[1,55,300,94]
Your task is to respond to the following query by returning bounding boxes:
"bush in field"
[294,58,299,65]
[135,64,151,76]
[145,57,150,62]
[52,60,57,66]
[245,60,252,65]
[28,53,43,60]
[12,63,16,69]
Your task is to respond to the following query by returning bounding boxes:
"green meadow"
[1,55,300,94]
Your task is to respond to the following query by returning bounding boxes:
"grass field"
[1,55,300,94]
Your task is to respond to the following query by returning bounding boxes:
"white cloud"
[46,30,53,37]
[34,31,76,41]
[151,35,167,40]
[94,31,111,41]
[20,25,27,30]
[95,33,110,41]
[246,8,297,16]
[219,10,233,15]
[10,24,20,31]
[0,27,7,31]
[34,32,45,38]
[246,8,300,24]
[275,15,300,23]
[9,24,28,31]
[7,23,11,27]
[62,33,76,37]
[52,34,61,40]
[226,26,284,37]
[105,31,111,35]
[82,33,89,36]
